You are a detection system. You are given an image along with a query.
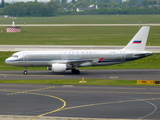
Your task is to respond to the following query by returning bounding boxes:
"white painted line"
[109,77,119,79]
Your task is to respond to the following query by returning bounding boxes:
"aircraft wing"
[49,59,93,66]
[67,59,93,63]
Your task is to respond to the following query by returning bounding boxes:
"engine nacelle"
[51,64,67,72]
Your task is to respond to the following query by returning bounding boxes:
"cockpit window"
[11,55,18,58]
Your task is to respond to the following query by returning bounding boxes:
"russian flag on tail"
[133,40,142,44]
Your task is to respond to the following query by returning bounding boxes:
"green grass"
[0,79,160,86]
[1,52,160,70]
[1,15,160,24]
[0,26,160,46]
[0,15,159,85]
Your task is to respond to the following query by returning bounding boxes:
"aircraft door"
[121,51,125,60]
[23,52,28,61]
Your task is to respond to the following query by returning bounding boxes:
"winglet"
[122,26,150,51]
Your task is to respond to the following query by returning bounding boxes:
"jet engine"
[51,64,67,72]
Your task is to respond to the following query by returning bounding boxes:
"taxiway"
[0,84,160,120]
[0,69,160,80]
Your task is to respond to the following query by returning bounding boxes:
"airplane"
[5,26,153,75]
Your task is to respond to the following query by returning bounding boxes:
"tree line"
[0,0,160,17]
[0,1,59,16]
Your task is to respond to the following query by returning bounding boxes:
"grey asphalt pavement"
[0,84,160,120]
[0,69,160,80]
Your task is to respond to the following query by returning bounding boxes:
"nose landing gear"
[23,67,28,75]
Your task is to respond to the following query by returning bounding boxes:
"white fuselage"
[5,50,152,69]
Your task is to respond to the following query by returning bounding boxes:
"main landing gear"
[23,67,80,75]
[71,68,80,74]
[23,67,28,75]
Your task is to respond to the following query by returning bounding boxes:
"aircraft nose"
[5,58,12,65]
[5,59,9,64]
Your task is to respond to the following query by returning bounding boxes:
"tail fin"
[122,26,150,51]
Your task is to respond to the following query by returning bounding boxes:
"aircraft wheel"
[75,70,80,74]
[23,70,27,75]
[71,69,76,73]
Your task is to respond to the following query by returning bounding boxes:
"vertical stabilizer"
[122,26,150,51]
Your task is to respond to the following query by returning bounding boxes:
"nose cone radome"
[5,58,12,65]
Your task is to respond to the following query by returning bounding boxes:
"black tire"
[23,70,27,75]
[75,70,80,74]
[71,69,76,73]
